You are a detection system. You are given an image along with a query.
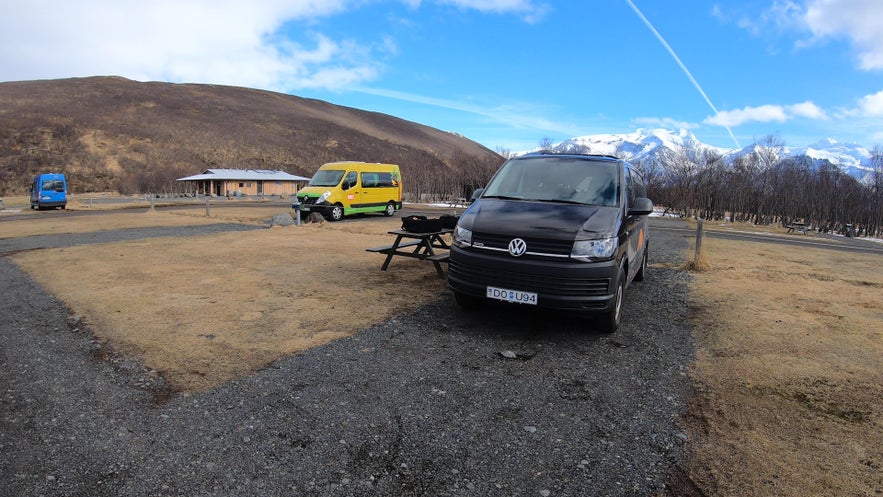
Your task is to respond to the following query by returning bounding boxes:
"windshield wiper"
[482,194,524,200]
[531,198,591,206]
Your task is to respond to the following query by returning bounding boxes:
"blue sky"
[2,0,882,153]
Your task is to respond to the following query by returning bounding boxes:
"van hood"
[296,186,328,197]
[461,198,621,240]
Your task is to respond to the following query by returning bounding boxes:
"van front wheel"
[597,272,624,333]
[384,202,395,217]
[329,205,344,221]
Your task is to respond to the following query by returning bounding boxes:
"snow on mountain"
[539,128,876,182]
[788,139,874,180]
[553,128,728,163]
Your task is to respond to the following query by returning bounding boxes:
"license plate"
[300,206,310,211]
[486,286,537,305]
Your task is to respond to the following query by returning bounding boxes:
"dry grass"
[1,208,224,239]
[1,193,155,212]
[0,195,304,239]
[682,236,883,496]
[11,210,448,392]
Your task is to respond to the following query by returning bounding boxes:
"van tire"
[384,202,395,217]
[329,205,344,221]
[598,272,624,333]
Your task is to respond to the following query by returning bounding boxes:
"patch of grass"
[12,214,448,392]
[681,237,883,497]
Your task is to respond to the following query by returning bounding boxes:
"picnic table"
[366,228,453,278]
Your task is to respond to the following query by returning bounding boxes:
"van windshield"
[482,157,620,207]
[308,169,345,187]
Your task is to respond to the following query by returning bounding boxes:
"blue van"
[30,173,68,210]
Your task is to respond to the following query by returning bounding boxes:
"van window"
[362,173,377,187]
[483,157,619,207]
[342,171,357,190]
[626,168,647,208]
[42,179,64,192]
[361,172,394,188]
[309,169,346,187]
[626,169,636,206]
[635,172,647,198]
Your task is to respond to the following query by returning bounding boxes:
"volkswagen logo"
[508,238,527,257]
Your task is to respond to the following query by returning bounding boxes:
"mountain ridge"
[547,128,877,182]
[0,76,503,195]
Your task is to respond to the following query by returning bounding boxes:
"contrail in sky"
[625,0,741,148]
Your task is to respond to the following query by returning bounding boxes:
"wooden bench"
[786,224,809,235]
[365,240,422,253]
[367,229,452,278]
[426,252,450,278]
[425,253,450,263]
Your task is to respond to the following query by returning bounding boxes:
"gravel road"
[1,218,693,496]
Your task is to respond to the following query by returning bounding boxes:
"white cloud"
[858,89,883,116]
[0,0,551,90]
[786,101,827,119]
[0,0,371,91]
[353,86,585,138]
[725,1,883,70]
[432,0,550,23]
[706,105,789,127]
[633,117,697,130]
[704,101,827,127]
[801,0,883,70]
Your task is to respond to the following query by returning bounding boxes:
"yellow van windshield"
[309,169,345,187]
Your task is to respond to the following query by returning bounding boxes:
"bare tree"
[866,146,883,237]
[538,136,554,152]
[495,146,517,159]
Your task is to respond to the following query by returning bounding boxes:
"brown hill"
[0,76,503,197]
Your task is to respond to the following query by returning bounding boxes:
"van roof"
[321,161,398,166]
[520,152,621,162]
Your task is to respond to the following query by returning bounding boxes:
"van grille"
[472,233,572,257]
[448,260,610,297]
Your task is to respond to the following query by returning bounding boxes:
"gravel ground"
[0,219,693,497]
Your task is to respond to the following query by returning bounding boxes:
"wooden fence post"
[693,218,704,267]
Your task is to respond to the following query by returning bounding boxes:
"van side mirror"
[629,197,653,216]
[469,188,484,203]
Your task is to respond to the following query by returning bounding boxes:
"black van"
[447,153,653,332]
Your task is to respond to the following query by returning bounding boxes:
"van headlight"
[571,237,617,260]
[453,226,472,247]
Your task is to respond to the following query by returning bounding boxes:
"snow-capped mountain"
[542,129,876,182]
[787,139,874,180]
[552,128,729,163]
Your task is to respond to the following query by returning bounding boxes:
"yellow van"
[296,162,403,221]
